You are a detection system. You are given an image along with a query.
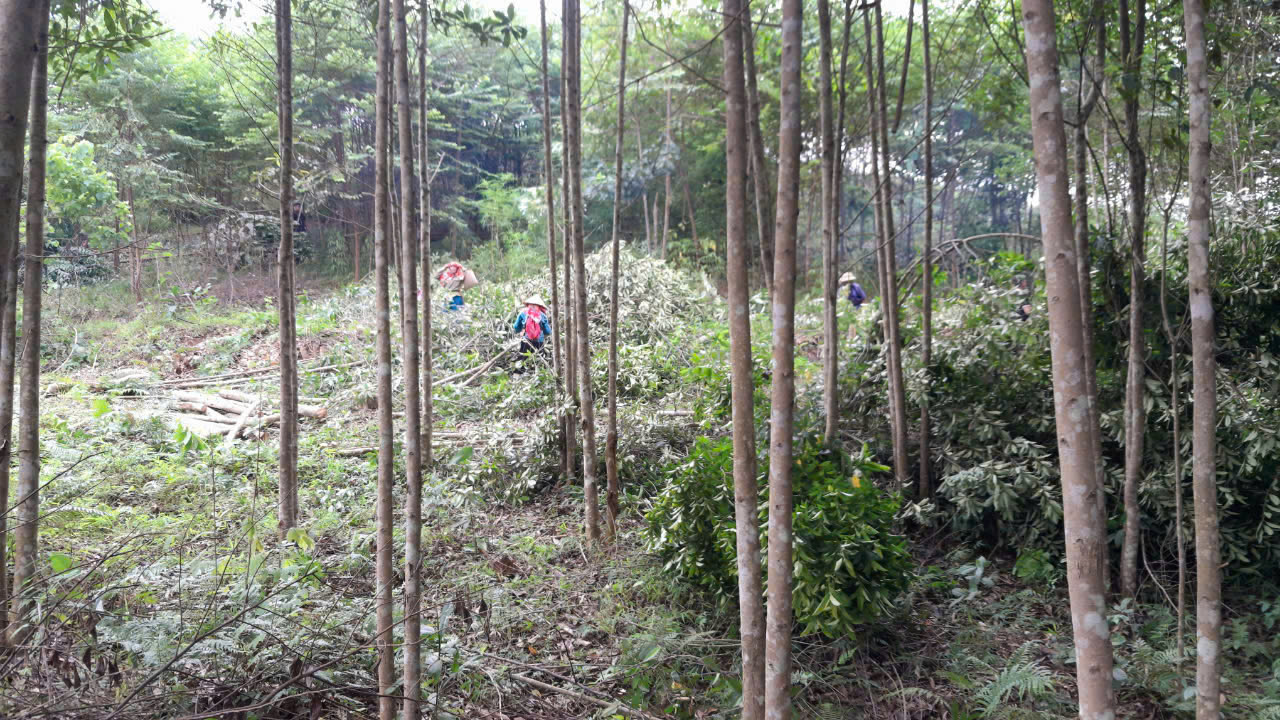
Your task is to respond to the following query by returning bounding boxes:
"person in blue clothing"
[513,295,552,356]
[841,271,866,308]
[840,272,866,340]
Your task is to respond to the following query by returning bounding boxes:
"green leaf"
[50,552,73,574]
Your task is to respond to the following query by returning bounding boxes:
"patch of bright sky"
[147,0,266,40]
[148,0,912,40]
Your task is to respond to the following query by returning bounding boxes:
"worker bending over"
[513,295,551,356]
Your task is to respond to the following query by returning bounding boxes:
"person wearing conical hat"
[840,271,867,341]
[840,271,867,309]
[513,295,552,357]
[437,261,479,311]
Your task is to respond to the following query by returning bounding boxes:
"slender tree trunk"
[742,3,774,295]
[373,2,397,717]
[1183,1,1221,714]
[1022,0,1116,715]
[539,0,562,404]
[892,0,916,132]
[561,10,578,483]
[662,90,673,258]
[418,0,432,486]
[393,0,423,715]
[604,0,629,538]
[0,194,17,640]
[1158,202,1186,665]
[538,0,567,476]
[11,4,49,643]
[656,195,667,260]
[818,0,838,444]
[876,3,909,489]
[275,0,300,538]
[919,0,934,498]
[1074,0,1108,594]
[722,0,764,712]
[565,0,601,542]
[0,0,40,640]
[864,5,909,487]
[1118,0,1149,601]
[765,0,802,712]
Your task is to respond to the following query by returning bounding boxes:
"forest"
[0,0,1278,717]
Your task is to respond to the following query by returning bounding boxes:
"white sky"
[148,0,267,39]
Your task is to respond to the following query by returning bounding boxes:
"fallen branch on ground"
[510,673,660,720]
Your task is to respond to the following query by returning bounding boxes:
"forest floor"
[11,257,1280,719]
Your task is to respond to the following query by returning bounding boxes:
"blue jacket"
[848,282,867,308]
[514,307,552,346]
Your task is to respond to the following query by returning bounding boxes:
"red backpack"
[524,305,545,343]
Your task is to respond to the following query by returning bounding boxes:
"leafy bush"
[645,435,913,638]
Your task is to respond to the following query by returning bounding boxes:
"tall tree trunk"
[765,0,802,712]
[373,2,397,717]
[539,0,563,405]
[393,0,423,715]
[0,0,41,641]
[876,3,909,489]
[742,3,773,295]
[864,5,909,488]
[275,0,300,539]
[566,0,601,542]
[538,0,567,477]
[662,89,672,258]
[604,0,629,538]
[561,9,578,483]
[919,0,934,499]
[0,192,17,640]
[1118,0,1149,601]
[418,0,432,489]
[819,0,838,444]
[1022,0,1116,715]
[891,0,916,132]
[722,0,764,712]
[11,3,49,643]
[1158,198,1186,664]
[1074,0,1107,594]
[1183,1,1221,714]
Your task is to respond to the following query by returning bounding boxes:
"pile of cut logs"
[170,389,327,440]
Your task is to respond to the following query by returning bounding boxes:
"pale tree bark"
[819,0,838,444]
[1073,0,1107,593]
[393,0,423,715]
[741,3,773,295]
[875,3,909,489]
[1118,0,1149,601]
[765,0,802,712]
[12,2,50,643]
[863,5,909,488]
[662,89,672,256]
[919,0,934,498]
[1158,191,1186,664]
[0,194,17,638]
[565,0,601,542]
[722,0,764,713]
[418,0,432,484]
[891,0,915,133]
[604,0,629,539]
[1022,0,1116,715]
[373,1,397,717]
[1182,1,1221,714]
[539,0,563,406]
[560,12,578,483]
[0,0,42,641]
[275,0,300,538]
